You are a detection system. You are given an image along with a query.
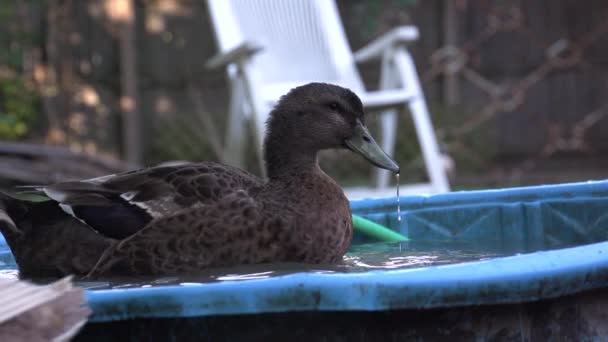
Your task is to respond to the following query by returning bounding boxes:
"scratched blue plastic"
[2,180,608,322]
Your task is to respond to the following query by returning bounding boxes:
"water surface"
[0,241,504,290]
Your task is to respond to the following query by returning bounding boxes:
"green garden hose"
[352,214,409,242]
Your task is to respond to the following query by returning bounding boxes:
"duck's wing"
[87,189,275,276]
[35,162,263,240]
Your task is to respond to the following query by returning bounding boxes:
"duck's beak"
[344,119,400,173]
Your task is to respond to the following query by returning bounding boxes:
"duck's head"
[264,83,399,177]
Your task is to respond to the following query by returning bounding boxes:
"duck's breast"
[286,173,353,263]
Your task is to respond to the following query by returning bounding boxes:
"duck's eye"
[328,102,340,111]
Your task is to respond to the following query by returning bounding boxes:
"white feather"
[43,188,68,203]
[59,204,76,217]
[58,204,90,227]
[120,191,137,201]
[85,174,116,184]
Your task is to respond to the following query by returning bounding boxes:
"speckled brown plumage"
[0,83,398,278]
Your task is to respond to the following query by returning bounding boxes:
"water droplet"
[396,173,401,221]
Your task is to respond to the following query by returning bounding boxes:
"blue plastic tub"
[2,180,608,340]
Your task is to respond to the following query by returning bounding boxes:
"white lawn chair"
[205,0,450,198]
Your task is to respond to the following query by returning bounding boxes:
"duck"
[0,82,399,278]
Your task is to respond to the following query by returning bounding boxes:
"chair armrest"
[353,26,419,63]
[205,42,263,69]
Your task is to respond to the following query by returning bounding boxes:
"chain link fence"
[419,1,608,186]
[343,0,608,187]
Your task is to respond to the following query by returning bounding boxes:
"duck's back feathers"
[88,189,267,276]
[35,162,263,240]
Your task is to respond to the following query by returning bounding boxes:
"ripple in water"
[343,242,502,271]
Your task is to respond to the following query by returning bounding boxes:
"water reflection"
[217,271,275,281]
[0,269,18,280]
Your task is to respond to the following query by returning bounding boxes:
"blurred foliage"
[0,76,39,139]
[341,0,417,44]
[147,109,269,176]
[0,1,42,140]
[146,111,221,166]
